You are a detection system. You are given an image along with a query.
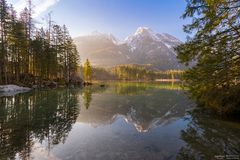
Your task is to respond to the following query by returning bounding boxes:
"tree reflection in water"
[177,109,240,160]
[0,89,80,159]
[1,83,239,160]
[81,85,107,110]
[113,82,184,96]
[83,87,92,110]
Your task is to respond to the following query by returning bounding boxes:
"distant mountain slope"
[74,27,185,70]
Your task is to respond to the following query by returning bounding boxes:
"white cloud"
[8,0,60,18]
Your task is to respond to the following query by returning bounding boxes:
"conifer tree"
[0,1,80,86]
[0,0,9,84]
[84,59,92,83]
[176,0,240,114]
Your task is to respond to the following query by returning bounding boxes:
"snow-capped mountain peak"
[74,27,185,70]
[124,27,182,52]
[134,27,153,36]
[124,27,161,51]
[125,27,159,42]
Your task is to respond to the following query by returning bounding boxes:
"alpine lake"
[0,82,240,160]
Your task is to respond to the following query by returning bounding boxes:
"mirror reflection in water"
[0,82,239,160]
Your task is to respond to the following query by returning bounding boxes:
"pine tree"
[0,0,9,84]
[0,1,80,86]
[84,59,92,83]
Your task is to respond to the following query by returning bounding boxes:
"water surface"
[0,82,239,160]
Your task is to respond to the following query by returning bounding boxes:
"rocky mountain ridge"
[74,27,185,70]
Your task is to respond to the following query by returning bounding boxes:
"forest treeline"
[0,0,80,86]
[89,64,184,81]
[176,0,240,115]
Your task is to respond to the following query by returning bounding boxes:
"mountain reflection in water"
[78,82,191,132]
[0,82,239,160]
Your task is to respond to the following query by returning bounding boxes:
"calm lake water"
[0,82,240,160]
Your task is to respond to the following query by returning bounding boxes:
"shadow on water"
[177,109,240,160]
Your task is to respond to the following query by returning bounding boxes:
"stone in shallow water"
[0,85,31,92]
[0,85,31,96]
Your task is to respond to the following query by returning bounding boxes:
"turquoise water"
[0,83,239,160]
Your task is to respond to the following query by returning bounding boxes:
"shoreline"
[91,79,181,83]
[0,80,182,96]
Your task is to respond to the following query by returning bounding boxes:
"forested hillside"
[111,65,183,81]
[85,64,184,81]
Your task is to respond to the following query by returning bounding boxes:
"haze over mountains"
[74,27,185,70]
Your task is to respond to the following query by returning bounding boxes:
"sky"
[7,0,189,41]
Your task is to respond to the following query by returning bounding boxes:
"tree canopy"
[176,0,240,115]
